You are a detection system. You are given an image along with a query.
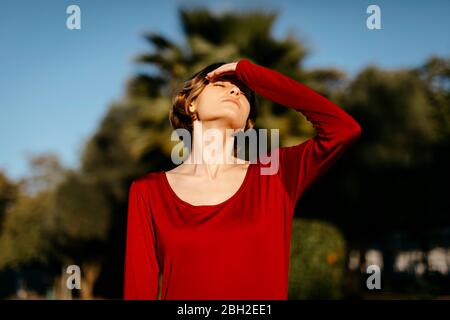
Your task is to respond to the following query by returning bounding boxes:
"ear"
[189,102,199,121]
[189,102,196,113]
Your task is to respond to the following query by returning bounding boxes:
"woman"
[123,58,361,300]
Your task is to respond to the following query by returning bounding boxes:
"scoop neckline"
[160,162,256,209]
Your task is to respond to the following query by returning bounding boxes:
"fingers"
[206,67,226,79]
[206,62,237,80]
[206,71,232,80]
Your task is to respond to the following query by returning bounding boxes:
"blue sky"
[0,0,449,180]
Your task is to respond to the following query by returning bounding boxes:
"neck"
[183,120,245,179]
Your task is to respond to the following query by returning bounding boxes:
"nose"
[229,85,241,97]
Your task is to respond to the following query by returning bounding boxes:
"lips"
[222,98,240,107]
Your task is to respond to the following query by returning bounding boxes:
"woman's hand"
[205,62,238,80]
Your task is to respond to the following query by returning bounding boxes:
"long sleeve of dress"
[235,59,362,205]
[123,180,160,300]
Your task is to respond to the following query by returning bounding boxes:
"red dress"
[123,59,361,300]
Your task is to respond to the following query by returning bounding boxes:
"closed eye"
[213,82,250,99]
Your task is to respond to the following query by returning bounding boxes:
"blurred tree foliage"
[289,219,346,299]
[342,64,442,168]
[0,155,64,271]
[0,155,109,298]
[0,171,17,232]
[0,190,54,269]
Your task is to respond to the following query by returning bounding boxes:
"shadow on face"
[208,75,252,100]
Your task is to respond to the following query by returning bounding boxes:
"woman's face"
[191,76,251,131]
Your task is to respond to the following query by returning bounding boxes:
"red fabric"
[123,59,361,300]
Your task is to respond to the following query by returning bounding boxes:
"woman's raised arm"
[234,58,361,207]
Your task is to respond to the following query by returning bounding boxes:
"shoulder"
[130,170,163,191]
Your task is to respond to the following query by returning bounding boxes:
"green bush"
[288,218,346,299]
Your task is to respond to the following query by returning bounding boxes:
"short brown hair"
[169,62,258,137]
